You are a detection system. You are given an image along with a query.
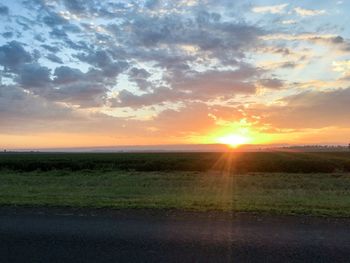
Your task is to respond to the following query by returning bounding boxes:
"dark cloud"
[2,32,13,39]
[0,41,33,72]
[54,66,84,84]
[145,0,160,9]
[318,35,350,51]
[112,87,188,108]
[63,0,86,13]
[46,81,107,108]
[292,35,350,53]
[128,67,152,90]
[62,24,81,33]
[126,12,262,58]
[0,4,9,15]
[46,54,63,64]
[76,50,129,77]
[17,63,51,88]
[49,66,116,107]
[34,34,45,42]
[64,39,90,51]
[43,13,68,27]
[129,67,151,80]
[41,44,60,53]
[50,28,68,38]
[76,50,112,68]
[280,62,297,68]
[113,66,259,108]
[15,16,36,31]
[258,78,284,89]
[172,68,258,97]
[1,1,266,110]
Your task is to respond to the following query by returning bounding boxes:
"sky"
[0,0,350,149]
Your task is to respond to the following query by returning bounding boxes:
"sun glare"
[217,134,250,148]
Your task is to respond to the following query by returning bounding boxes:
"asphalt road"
[0,207,350,263]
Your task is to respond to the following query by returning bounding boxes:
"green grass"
[1,152,350,216]
[1,170,350,217]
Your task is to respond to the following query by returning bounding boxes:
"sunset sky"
[0,0,350,149]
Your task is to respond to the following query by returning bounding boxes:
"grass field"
[1,170,349,216]
[1,151,350,173]
[1,152,350,216]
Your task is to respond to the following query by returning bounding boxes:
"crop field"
[1,151,350,173]
[0,152,350,216]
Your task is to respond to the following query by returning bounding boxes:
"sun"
[217,134,250,148]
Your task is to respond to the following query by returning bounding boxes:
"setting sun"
[217,134,250,148]
[1,0,349,150]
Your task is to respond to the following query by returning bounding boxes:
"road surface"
[0,207,350,262]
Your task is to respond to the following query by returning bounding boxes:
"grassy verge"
[1,170,349,217]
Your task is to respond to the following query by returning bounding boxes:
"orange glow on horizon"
[200,124,274,147]
[1,126,350,150]
[217,134,250,148]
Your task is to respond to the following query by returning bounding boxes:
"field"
[1,151,350,173]
[1,152,350,216]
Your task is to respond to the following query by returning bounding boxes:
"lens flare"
[217,134,250,148]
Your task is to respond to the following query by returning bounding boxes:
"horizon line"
[2,143,349,153]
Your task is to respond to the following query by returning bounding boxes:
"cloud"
[41,44,60,53]
[258,78,284,89]
[43,13,68,27]
[281,20,296,25]
[0,4,9,15]
[2,32,13,38]
[0,84,74,133]
[333,60,350,80]
[122,11,263,64]
[53,66,84,84]
[128,67,152,90]
[17,64,51,88]
[111,88,186,108]
[50,66,112,107]
[261,34,350,53]
[46,81,108,108]
[261,33,336,41]
[62,0,87,13]
[332,60,350,73]
[46,54,63,64]
[50,28,68,38]
[0,41,33,72]
[294,7,326,17]
[252,4,288,14]
[171,67,258,97]
[250,88,350,129]
[1,0,349,145]
[1,1,265,110]
[75,50,129,78]
[113,65,259,108]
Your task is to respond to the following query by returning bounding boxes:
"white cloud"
[294,7,326,17]
[282,20,296,25]
[260,33,337,41]
[332,60,350,73]
[252,3,288,14]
